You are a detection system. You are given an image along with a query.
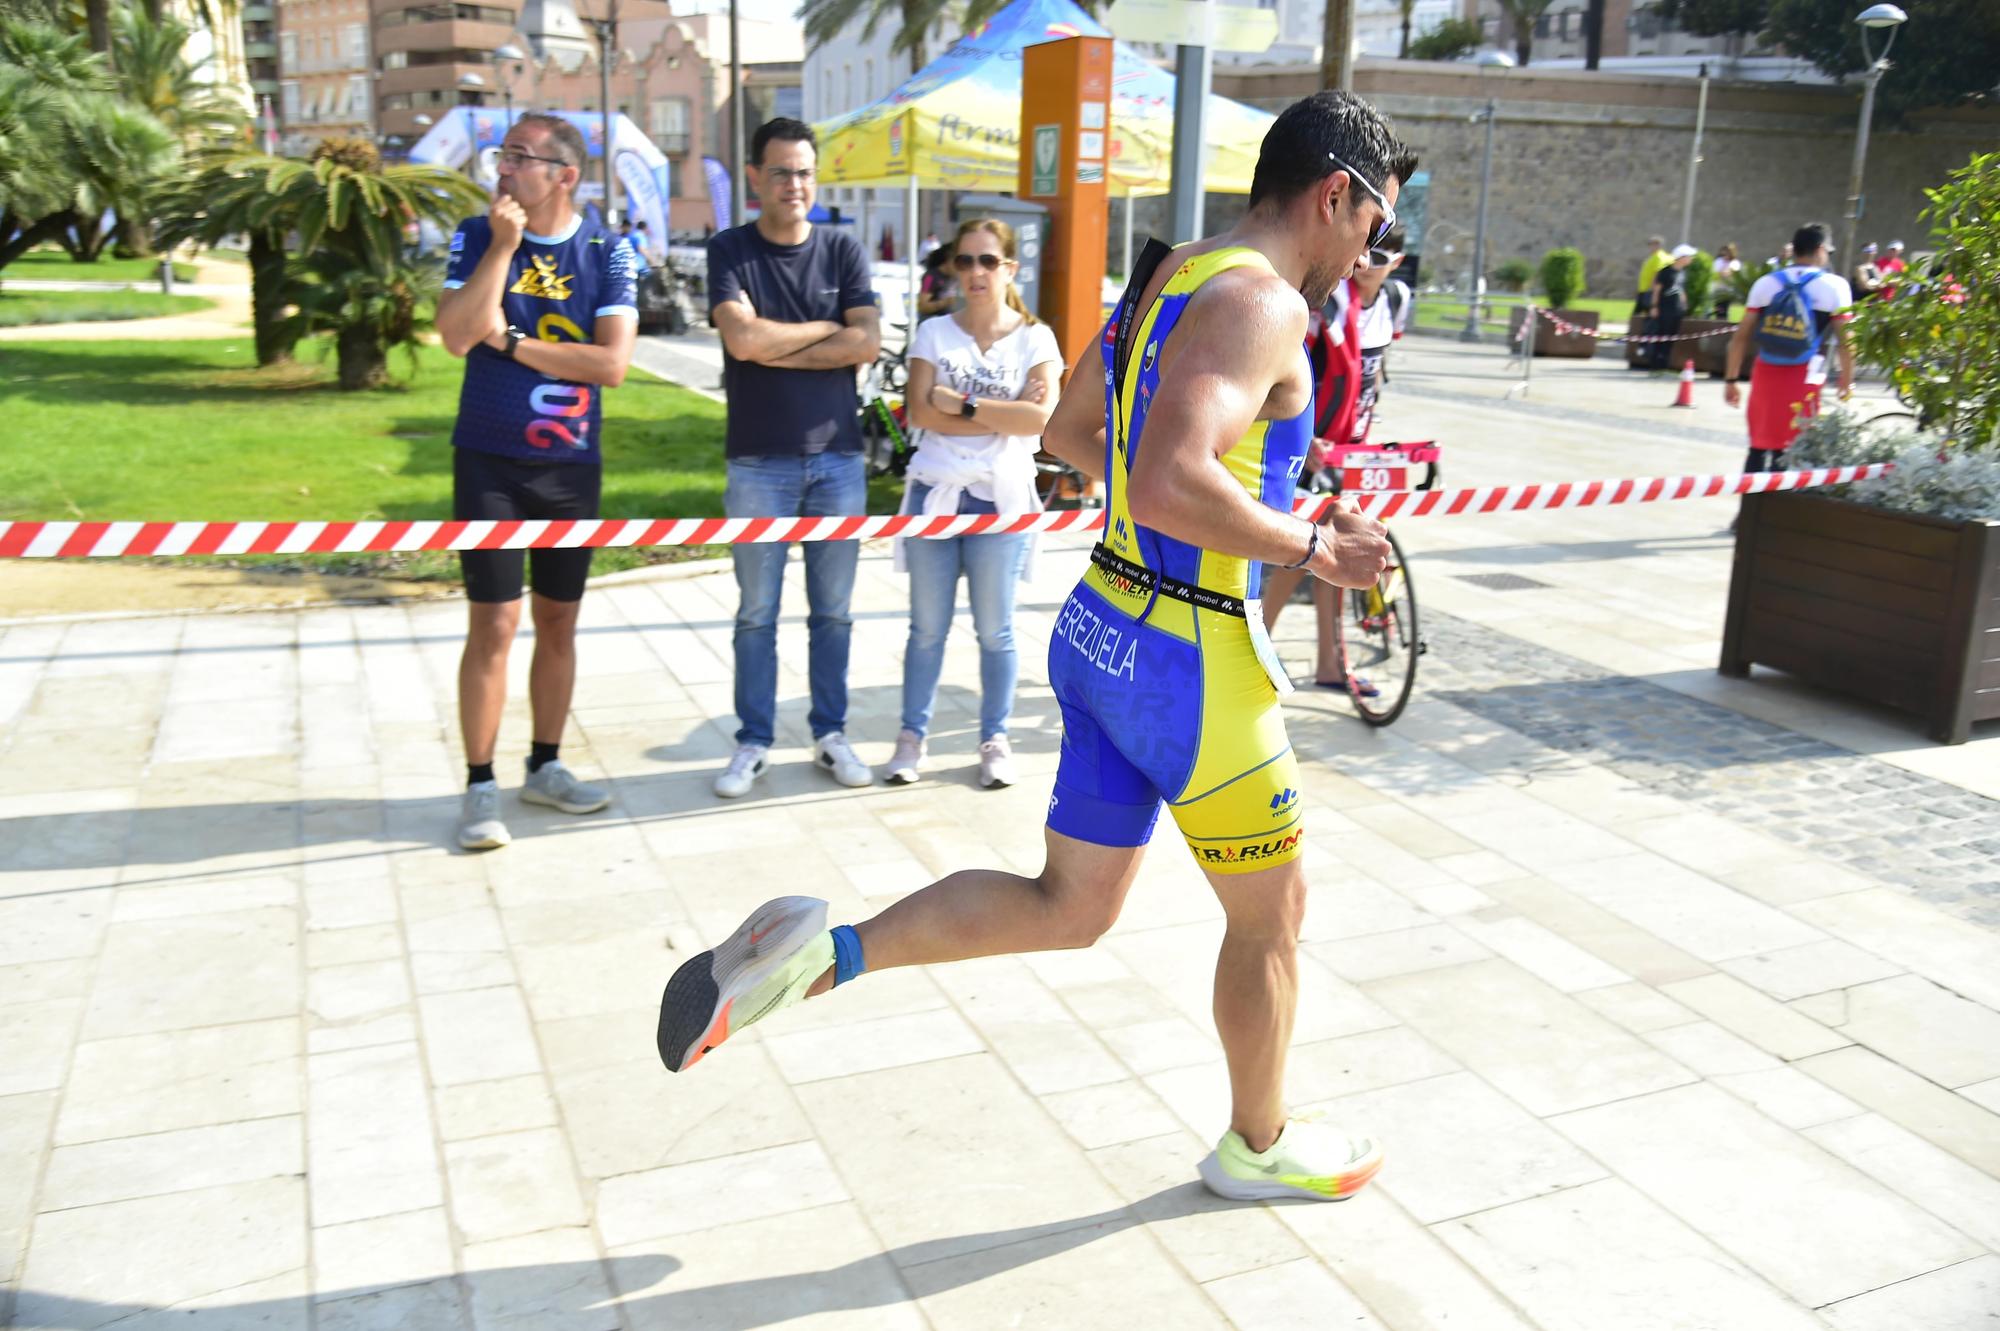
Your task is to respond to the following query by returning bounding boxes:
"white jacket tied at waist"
[894,434,1042,573]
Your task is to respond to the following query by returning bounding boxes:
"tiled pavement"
[3,337,1998,1330]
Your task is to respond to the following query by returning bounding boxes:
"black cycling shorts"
[453,449,602,604]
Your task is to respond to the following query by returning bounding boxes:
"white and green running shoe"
[656,896,834,1073]
[1198,1117,1384,1203]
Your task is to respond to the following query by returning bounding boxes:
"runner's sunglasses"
[951,252,1009,271]
[498,148,570,169]
[1327,153,1396,249]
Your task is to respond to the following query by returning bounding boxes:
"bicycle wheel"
[1333,529,1422,726]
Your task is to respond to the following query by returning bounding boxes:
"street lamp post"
[457,71,487,106]
[1459,49,1512,344]
[1842,3,1907,263]
[492,42,526,126]
[593,0,622,228]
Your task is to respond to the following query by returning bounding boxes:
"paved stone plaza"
[3,336,1997,1329]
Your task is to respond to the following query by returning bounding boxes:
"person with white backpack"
[885,217,1063,788]
[1723,221,1855,471]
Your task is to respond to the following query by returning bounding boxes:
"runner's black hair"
[1792,223,1831,258]
[1249,91,1418,211]
[509,113,588,170]
[751,117,817,166]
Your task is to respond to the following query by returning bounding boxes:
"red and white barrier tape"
[1529,306,1732,346]
[0,465,1891,558]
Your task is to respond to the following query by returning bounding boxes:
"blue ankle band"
[830,924,866,988]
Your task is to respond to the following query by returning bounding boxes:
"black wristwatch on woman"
[502,325,526,359]
[959,395,979,419]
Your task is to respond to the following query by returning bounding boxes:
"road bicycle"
[1305,440,1439,727]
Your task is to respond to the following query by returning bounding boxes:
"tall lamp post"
[1842,3,1906,263]
[1459,49,1513,343]
[492,42,526,126]
[592,0,622,228]
[457,71,487,106]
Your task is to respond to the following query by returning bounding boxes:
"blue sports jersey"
[444,213,637,464]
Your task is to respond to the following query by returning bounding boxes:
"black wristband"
[1280,521,1319,571]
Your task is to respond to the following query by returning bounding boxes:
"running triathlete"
[656,91,1415,1202]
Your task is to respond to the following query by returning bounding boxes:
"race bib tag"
[1338,450,1410,493]
[1805,353,1828,386]
[1244,599,1296,697]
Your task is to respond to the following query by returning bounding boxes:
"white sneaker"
[520,759,610,814]
[713,743,769,799]
[813,731,873,788]
[456,781,511,850]
[978,735,1016,788]
[885,728,925,785]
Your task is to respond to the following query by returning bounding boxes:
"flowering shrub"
[1788,407,2000,522]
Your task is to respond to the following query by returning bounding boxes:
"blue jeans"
[901,482,1031,742]
[725,451,866,748]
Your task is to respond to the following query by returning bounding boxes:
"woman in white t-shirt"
[887,218,1063,789]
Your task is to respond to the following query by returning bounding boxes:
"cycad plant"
[157,135,484,377]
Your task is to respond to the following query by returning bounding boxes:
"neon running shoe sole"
[1197,1129,1385,1204]
[656,896,830,1073]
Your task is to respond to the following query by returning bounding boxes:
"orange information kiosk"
[1018,35,1113,378]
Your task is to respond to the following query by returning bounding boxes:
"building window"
[863,57,873,101]
[279,31,297,71]
[650,95,690,153]
[281,79,301,119]
[349,75,369,117]
[343,23,366,66]
[379,49,408,70]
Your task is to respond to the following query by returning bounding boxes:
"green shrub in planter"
[1539,248,1586,309]
[1787,406,2000,522]
[1684,250,1714,317]
[1492,258,1533,293]
[1847,151,2000,449]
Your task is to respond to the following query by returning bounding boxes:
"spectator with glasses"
[433,113,638,850]
[706,117,883,799]
[885,218,1063,789]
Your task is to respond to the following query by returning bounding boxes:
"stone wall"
[1167,60,2000,296]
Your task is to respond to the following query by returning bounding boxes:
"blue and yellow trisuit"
[1044,244,1313,873]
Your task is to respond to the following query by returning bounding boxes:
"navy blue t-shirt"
[707,223,874,457]
[444,213,637,464]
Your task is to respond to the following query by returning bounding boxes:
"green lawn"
[0,290,214,327]
[0,337,902,580]
[1410,294,1636,337]
[6,248,201,284]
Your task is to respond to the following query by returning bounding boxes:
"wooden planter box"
[1623,317,1734,373]
[1510,306,1598,358]
[1721,491,2000,743]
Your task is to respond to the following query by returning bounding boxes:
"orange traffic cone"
[1671,358,1696,408]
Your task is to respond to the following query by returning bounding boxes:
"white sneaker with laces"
[520,759,610,814]
[713,743,770,799]
[885,729,925,785]
[978,735,1016,788]
[456,781,511,850]
[813,731,873,787]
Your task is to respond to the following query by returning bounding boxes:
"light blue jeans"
[901,482,1031,742]
[725,451,867,748]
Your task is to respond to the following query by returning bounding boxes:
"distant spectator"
[920,230,941,257]
[1635,234,1671,338]
[1853,242,1884,301]
[1646,244,1696,370]
[879,226,896,262]
[915,244,957,321]
[1712,242,1742,319]
[1879,239,1907,299]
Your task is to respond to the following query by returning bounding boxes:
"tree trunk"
[84,0,111,51]
[1400,6,1413,58]
[249,229,294,366]
[336,325,388,390]
[0,211,77,271]
[1514,17,1532,66]
[1321,0,1355,90]
[1584,0,1605,68]
[114,212,156,259]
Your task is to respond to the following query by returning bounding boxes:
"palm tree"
[1398,0,1418,56]
[797,0,1111,81]
[157,136,485,379]
[1495,0,1555,63]
[110,7,244,146]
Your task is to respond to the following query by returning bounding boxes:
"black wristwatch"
[959,395,979,419]
[502,325,526,359]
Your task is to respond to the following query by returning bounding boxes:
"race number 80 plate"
[1338,451,1410,492]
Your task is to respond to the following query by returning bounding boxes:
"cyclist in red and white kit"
[1262,230,1409,690]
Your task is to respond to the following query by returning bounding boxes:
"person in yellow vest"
[1633,234,1672,348]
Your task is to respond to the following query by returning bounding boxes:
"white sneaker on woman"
[713,744,769,799]
[885,729,925,785]
[814,732,873,788]
[978,735,1016,788]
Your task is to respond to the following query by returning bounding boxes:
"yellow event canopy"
[814,0,1276,197]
